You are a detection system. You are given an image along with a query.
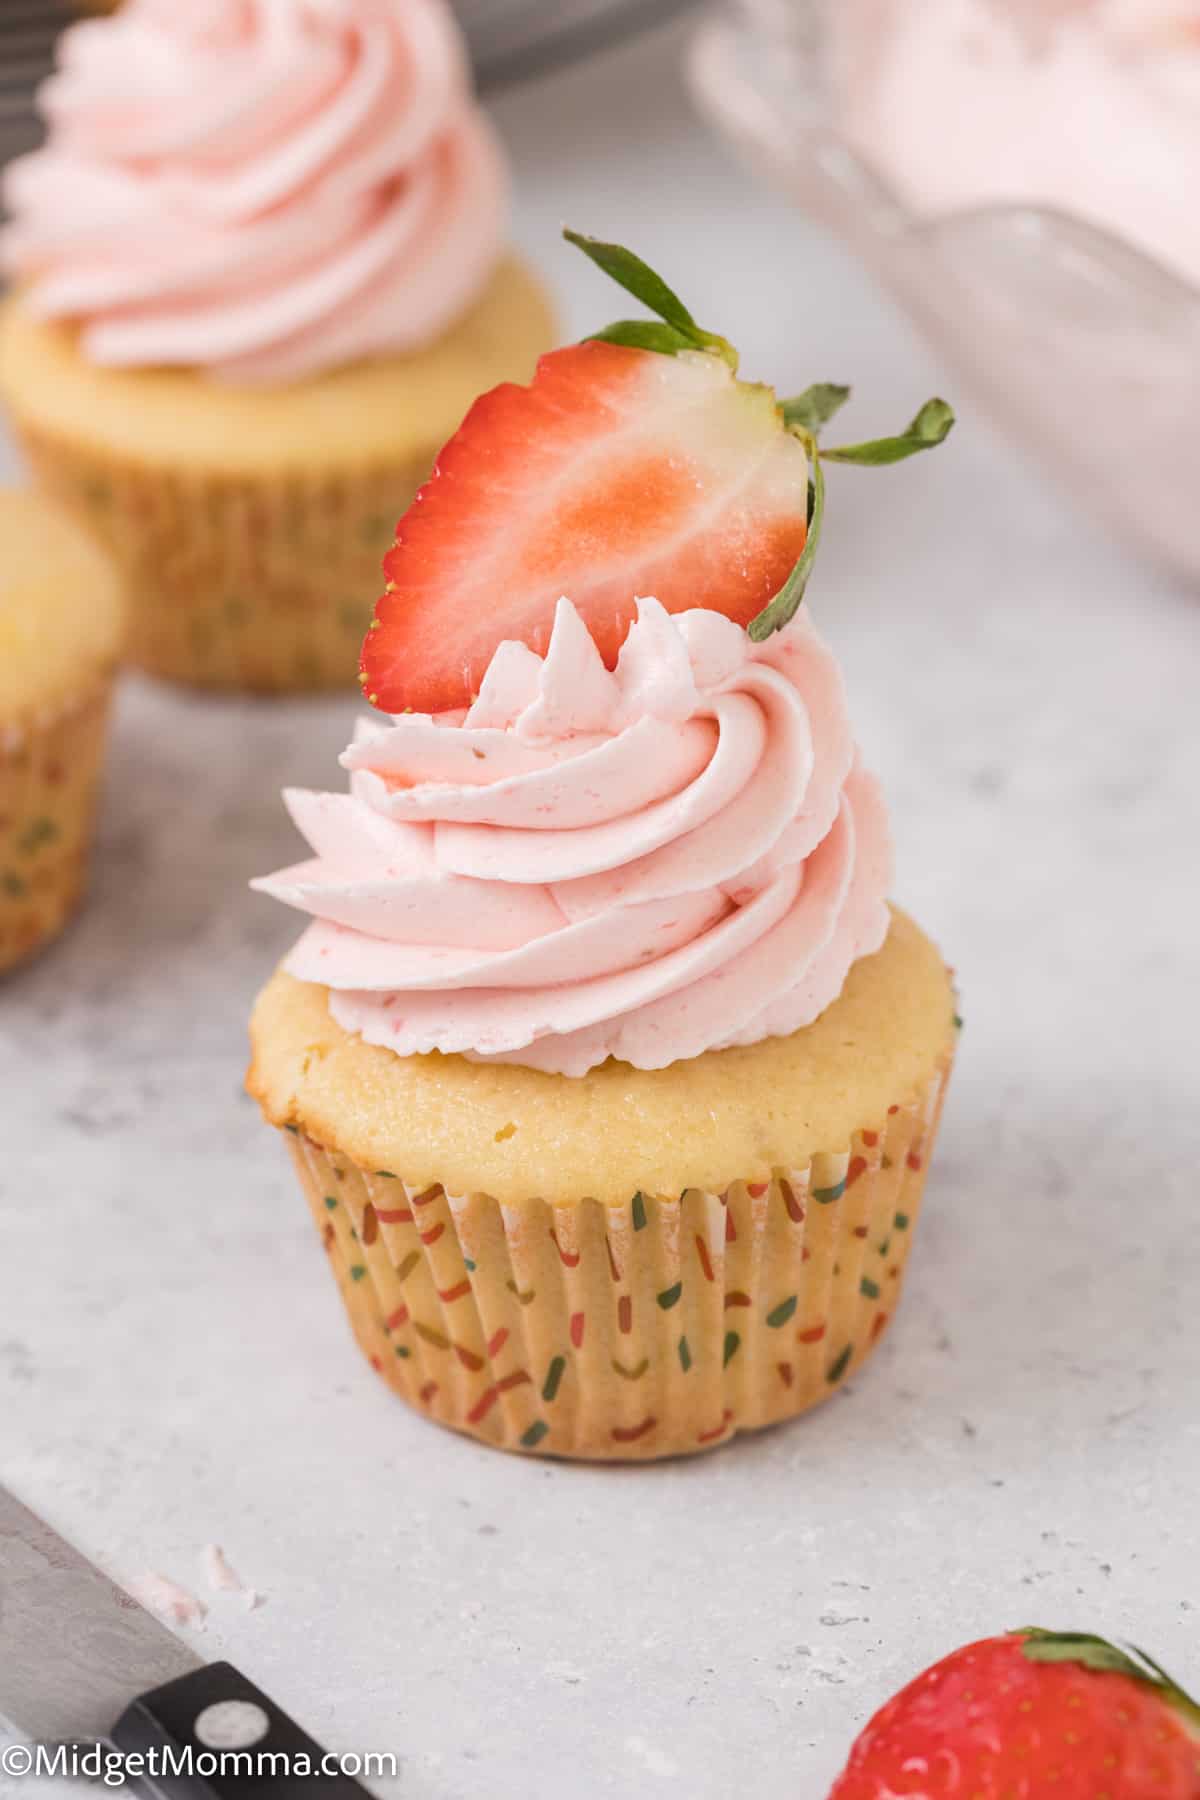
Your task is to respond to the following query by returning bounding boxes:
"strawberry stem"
[1020,1629,1200,1730]
[563,227,955,640]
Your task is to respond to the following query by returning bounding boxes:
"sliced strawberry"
[360,338,809,715]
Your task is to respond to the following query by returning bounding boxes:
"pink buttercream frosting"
[254,600,893,1076]
[0,0,507,382]
[839,0,1200,291]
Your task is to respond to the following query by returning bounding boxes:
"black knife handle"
[110,1662,376,1797]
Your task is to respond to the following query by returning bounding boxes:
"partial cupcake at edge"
[248,231,960,1461]
[1,487,123,973]
[0,0,555,694]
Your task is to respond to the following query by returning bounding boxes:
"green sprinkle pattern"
[542,1356,566,1403]
[17,816,58,855]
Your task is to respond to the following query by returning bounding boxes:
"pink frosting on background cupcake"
[1,0,508,382]
[255,600,893,1076]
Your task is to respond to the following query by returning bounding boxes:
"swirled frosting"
[254,600,893,1076]
[0,0,507,382]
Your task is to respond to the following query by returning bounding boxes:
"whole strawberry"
[828,1629,1200,1798]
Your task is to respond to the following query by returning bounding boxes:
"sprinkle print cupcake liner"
[13,423,433,693]
[0,672,115,974]
[279,1048,954,1460]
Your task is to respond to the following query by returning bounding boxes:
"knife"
[0,1485,374,1795]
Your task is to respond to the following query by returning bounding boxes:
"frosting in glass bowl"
[837,0,1200,290]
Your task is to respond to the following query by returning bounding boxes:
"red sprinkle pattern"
[549,1227,581,1268]
[611,1417,656,1444]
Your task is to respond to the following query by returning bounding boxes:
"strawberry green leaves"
[588,319,700,357]
[565,229,738,367]
[1020,1629,1200,1727]
[781,383,851,433]
[823,397,956,466]
[563,229,699,336]
[747,459,825,643]
[749,394,954,638]
[563,226,955,645]
[1021,1629,1158,1679]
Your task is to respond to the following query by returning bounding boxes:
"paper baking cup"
[14,423,432,693]
[0,673,115,973]
[279,1050,954,1460]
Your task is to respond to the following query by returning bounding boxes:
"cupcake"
[247,232,958,1459]
[0,487,123,973]
[0,0,554,693]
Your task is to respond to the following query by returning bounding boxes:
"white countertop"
[3,21,1199,1798]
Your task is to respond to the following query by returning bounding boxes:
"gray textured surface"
[2,23,1199,1798]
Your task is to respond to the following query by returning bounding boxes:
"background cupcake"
[0,486,123,972]
[0,0,555,692]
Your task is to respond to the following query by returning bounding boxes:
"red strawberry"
[361,339,810,714]
[827,1629,1200,1799]
[360,230,954,716]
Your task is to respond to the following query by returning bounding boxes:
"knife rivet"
[194,1699,271,1749]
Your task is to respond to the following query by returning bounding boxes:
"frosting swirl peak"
[1,0,507,381]
[254,601,893,1075]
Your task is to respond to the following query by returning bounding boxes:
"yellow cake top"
[0,257,555,473]
[247,908,956,1208]
[0,488,125,716]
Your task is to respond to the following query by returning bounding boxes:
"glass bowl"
[689,1,1200,584]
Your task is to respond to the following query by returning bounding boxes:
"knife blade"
[0,1484,201,1744]
[0,1485,375,1796]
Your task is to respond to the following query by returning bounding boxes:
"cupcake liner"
[278,1046,954,1460]
[14,422,433,693]
[0,672,115,973]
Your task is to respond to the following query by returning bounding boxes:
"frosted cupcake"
[0,0,554,692]
[248,232,958,1459]
[1,488,123,973]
